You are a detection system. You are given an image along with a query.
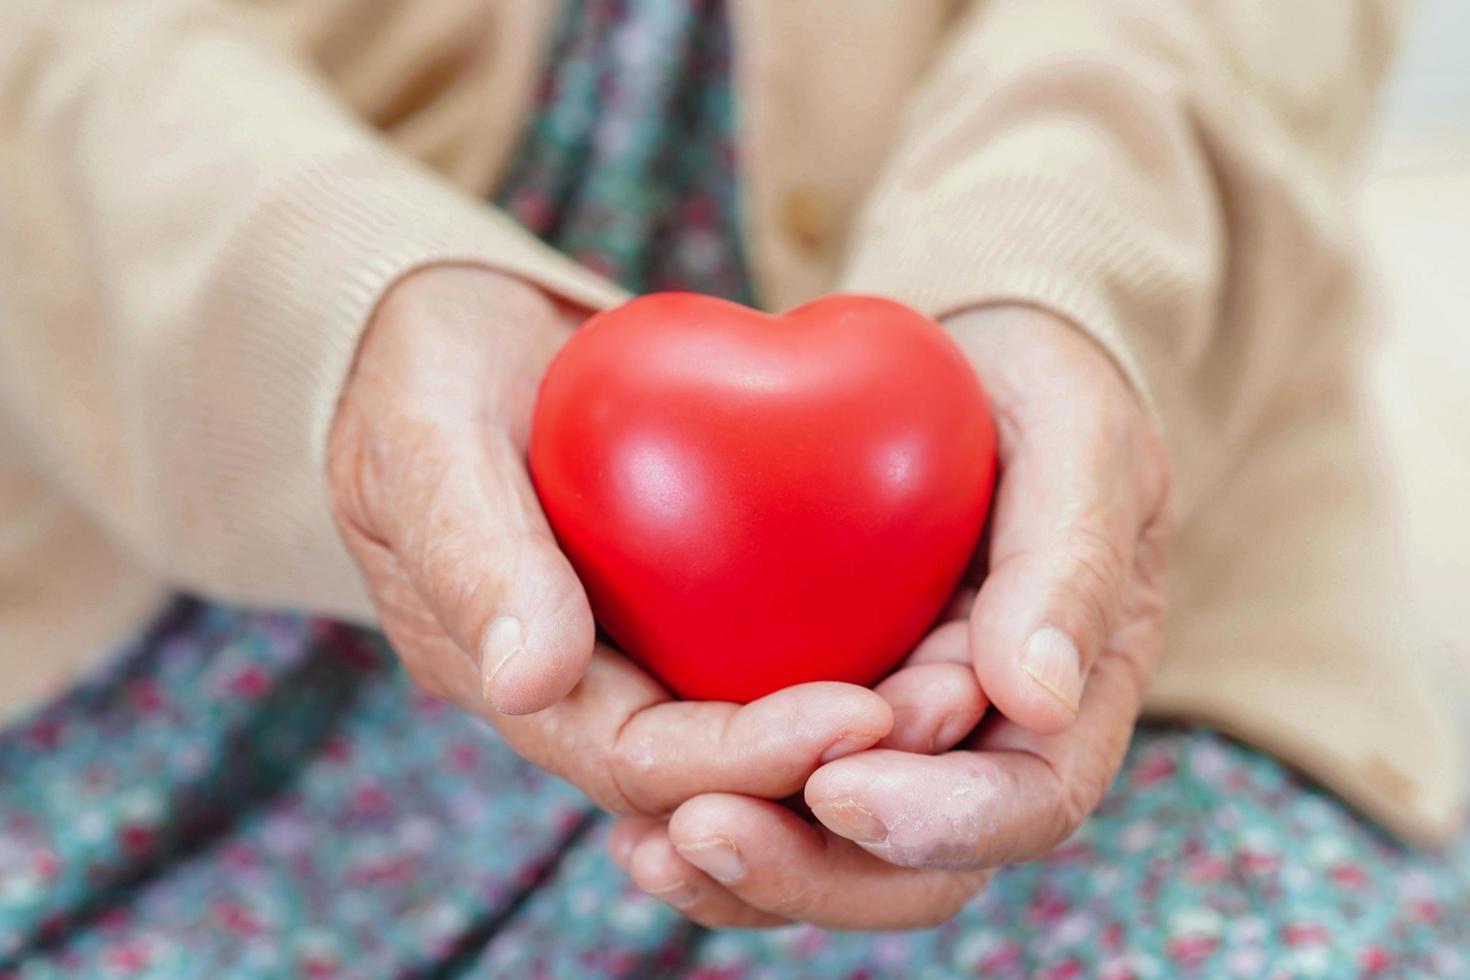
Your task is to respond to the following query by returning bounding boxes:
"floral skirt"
[1,603,1467,978]
[4,0,1468,976]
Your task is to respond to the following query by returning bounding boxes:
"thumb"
[967,414,1146,736]
[372,426,596,716]
[944,306,1165,737]
[476,528,596,716]
[968,522,1129,735]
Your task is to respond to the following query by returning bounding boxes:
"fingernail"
[929,711,977,754]
[1020,627,1082,714]
[674,838,745,883]
[645,880,699,909]
[480,615,524,703]
[811,799,889,844]
[818,733,877,765]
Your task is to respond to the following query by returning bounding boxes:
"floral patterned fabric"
[497,0,754,305]
[2,1,1468,977]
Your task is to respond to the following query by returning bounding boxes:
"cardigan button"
[780,185,834,253]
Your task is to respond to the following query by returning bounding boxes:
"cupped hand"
[326,266,985,816]
[610,306,1171,928]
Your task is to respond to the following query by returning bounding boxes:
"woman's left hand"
[607,307,1172,929]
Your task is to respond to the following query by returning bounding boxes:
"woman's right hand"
[326,266,985,817]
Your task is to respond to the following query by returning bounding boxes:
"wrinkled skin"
[327,266,986,816]
[328,265,1170,930]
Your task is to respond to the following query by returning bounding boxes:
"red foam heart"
[530,293,996,703]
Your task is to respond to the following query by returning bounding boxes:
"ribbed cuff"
[172,149,626,618]
[838,170,1216,438]
[227,147,626,471]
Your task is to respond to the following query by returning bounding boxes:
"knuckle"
[594,789,644,819]
[610,734,659,789]
[1070,522,1128,591]
[607,720,666,816]
[419,530,494,621]
[509,709,643,817]
[1062,522,1129,633]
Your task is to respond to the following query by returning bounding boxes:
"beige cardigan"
[0,0,1462,843]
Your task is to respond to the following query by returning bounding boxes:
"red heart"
[530,293,996,703]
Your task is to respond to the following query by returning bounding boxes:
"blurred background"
[1363,0,1470,664]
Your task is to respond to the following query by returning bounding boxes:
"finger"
[874,660,986,754]
[946,307,1169,735]
[608,816,663,869]
[492,660,893,815]
[607,681,893,814]
[965,401,1148,734]
[901,617,970,666]
[876,618,985,754]
[627,828,787,928]
[806,644,1148,871]
[666,794,988,930]
[335,268,594,714]
[361,424,596,716]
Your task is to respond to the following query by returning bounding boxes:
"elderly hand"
[326,265,988,817]
[609,306,1171,928]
